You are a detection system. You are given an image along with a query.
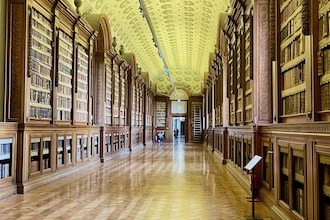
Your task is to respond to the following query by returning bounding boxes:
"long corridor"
[0,142,275,220]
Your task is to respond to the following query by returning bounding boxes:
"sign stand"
[244,155,263,220]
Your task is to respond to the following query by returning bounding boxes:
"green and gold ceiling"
[71,0,230,95]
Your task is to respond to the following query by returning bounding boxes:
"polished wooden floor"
[0,139,276,220]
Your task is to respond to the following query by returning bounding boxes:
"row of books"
[76,47,88,118]
[31,74,52,90]
[77,71,88,81]
[30,28,52,46]
[31,38,52,55]
[280,0,301,22]
[58,72,72,85]
[77,81,88,91]
[57,84,72,95]
[77,91,88,100]
[321,82,330,110]
[30,106,52,119]
[294,155,304,176]
[77,101,87,110]
[30,48,52,66]
[76,112,88,122]
[57,96,72,109]
[57,110,71,121]
[283,63,305,89]
[282,91,305,115]
[30,89,51,105]
[319,0,330,9]
[280,36,303,64]
[31,8,51,28]
[58,62,72,75]
[58,44,73,59]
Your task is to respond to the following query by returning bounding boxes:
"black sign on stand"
[244,155,262,220]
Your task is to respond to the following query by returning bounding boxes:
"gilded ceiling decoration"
[71,0,230,95]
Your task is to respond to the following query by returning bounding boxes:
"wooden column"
[222,55,229,127]
[253,0,272,125]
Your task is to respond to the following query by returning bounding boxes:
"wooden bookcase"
[105,64,112,125]
[56,30,73,121]
[113,65,120,125]
[156,101,166,128]
[318,0,330,119]
[244,13,253,123]
[28,8,53,120]
[279,0,306,118]
[76,45,89,123]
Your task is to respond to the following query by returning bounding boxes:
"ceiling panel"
[71,0,230,95]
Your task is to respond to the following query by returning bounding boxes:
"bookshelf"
[279,0,306,117]
[236,32,242,124]
[105,64,112,124]
[156,101,166,127]
[56,30,73,121]
[0,139,12,179]
[318,0,330,112]
[138,85,143,126]
[120,71,126,125]
[245,13,253,123]
[229,45,236,125]
[113,70,120,125]
[28,8,53,120]
[76,45,89,123]
[30,137,41,174]
[132,80,136,126]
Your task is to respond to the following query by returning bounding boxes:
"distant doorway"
[173,117,185,143]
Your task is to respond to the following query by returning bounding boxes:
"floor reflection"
[0,142,275,220]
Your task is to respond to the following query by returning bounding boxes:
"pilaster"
[253,0,272,125]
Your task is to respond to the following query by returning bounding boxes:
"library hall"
[0,0,329,219]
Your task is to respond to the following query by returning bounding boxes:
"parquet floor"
[0,140,276,220]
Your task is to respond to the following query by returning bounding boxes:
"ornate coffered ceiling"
[71,0,230,96]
